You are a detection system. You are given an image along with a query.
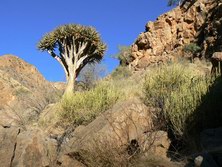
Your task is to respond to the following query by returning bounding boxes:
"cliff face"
[130,0,222,69]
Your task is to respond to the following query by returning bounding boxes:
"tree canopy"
[38,24,106,64]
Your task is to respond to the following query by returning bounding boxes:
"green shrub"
[183,43,201,62]
[113,46,134,66]
[143,63,212,140]
[59,81,122,125]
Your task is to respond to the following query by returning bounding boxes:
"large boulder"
[58,99,170,166]
[62,99,153,151]
[0,126,58,167]
[12,128,58,167]
[0,126,20,167]
[212,52,222,61]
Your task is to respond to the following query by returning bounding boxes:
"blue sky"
[0,0,173,81]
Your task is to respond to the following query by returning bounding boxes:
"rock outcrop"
[130,0,222,70]
[0,55,61,127]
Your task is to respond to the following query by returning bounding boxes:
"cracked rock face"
[130,0,222,70]
[0,127,58,167]
[0,126,20,167]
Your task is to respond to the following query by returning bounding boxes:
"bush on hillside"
[143,63,212,141]
[113,46,134,66]
[183,43,201,62]
[58,81,122,125]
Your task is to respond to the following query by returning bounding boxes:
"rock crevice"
[9,128,21,167]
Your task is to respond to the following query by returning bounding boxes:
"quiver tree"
[38,24,106,95]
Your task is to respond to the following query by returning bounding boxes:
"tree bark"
[64,73,75,95]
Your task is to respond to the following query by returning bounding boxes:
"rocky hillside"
[0,54,61,127]
[1,0,222,166]
[0,55,180,167]
[130,0,222,69]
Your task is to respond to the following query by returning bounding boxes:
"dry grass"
[143,62,213,140]
[69,136,182,167]
[58,81,122,125]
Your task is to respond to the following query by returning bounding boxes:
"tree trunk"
[64,74,75,96]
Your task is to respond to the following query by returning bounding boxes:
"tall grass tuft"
[143,63,212,140]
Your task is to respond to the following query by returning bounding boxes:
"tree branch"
[76,61,88,78]
[76,54,88,70]
[48,50,69,79]
[58,43,63,55]
[77,41,88,57]
[61,39,69,59]
[72,36,77,55]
